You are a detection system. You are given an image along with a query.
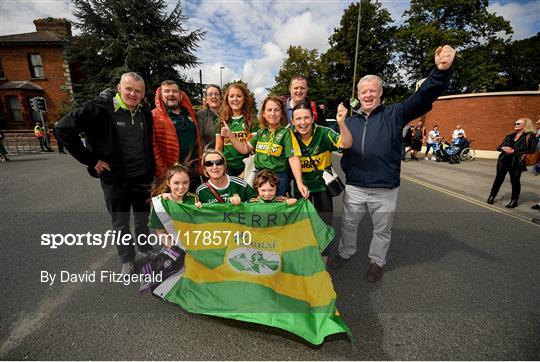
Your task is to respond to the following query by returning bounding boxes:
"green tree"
[68,0,204,103]
[498,33,540,91]
[395,0,512,93]
[319,1,403,110]
[267,45,324,102]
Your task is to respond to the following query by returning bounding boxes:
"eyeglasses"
[206,92,221,97]
[203,159,225,167]
[514,122,524,126]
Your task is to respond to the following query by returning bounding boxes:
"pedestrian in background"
[411,121,425,161]
[452,124,466,143]
[34,122,51,152]
[425,125,440,160]
[52,122,66,153]
[487,118,537,208]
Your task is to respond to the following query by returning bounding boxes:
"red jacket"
[152,87,202,178]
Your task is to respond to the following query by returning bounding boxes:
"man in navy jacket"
[329,45,456,282]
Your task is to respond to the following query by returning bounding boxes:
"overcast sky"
[1,0,538,104]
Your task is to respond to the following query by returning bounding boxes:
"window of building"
[0,58,4,79]
[7,96,24,123]
[28,53,45,78]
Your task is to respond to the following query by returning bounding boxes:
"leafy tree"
[395,0,512,93]
[498,33,540,91]
[68,0,204,103]
[267,46,325,102]
[319,1,403,110]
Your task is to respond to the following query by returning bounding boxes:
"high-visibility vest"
[34,126,44,138]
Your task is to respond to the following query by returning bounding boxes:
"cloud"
[273,12,331,52]
[489,0,540,40]
[242,42,286,101]
[0,0,74,35]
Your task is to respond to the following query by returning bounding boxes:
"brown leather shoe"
[366,263,384,282]
[328,255,349,270]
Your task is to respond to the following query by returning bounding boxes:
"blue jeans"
[425,143,438,157]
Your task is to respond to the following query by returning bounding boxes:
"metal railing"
[3,135,44,154]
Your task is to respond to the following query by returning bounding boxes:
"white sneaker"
[121,262,134,275]
[424,157,429,160]
[431,157,436,161]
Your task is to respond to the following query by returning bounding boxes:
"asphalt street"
[0,153,538,360]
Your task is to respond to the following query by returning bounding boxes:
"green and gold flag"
[154,198,351,345]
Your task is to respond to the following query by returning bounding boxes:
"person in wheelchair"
[435,137,460,164]
[454,133,470,149]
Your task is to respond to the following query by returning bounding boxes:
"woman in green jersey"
[292,102,352,259]
[221,96,309,198]
[215,83,256,176]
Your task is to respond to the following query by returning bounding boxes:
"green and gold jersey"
[249,126,301,172]
[149,193,199,229]
[216,116,256,170]
[196,175,255,204]
[296,125,341,193]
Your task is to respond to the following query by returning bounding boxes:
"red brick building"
[413,91,540,153]
[0,18,74,130]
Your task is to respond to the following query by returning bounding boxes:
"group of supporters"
[56,44,457,283]
[55,72,351,274]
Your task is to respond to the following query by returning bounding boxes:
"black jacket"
[55,89,155,183]
[496,131,536,170]
[341,68,451,188]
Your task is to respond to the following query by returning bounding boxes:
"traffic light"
[30,97,39,112]
[36,97,47,112]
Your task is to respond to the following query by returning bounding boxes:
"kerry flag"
[153,198,351,345]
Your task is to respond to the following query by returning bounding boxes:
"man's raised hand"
[435,45,456,71]
[336,102,347,124]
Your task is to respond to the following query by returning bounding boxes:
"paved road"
[0,153,538,360]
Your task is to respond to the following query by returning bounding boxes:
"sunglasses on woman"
[514,122,524,126]
[203,159,225,167]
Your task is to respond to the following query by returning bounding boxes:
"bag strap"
[205,181,225,203]
[293,130,327,183]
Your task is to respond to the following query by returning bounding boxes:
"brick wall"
[418,92,540,151]
[0,45,72,129]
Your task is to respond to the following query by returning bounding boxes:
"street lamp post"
[220,66,225,89]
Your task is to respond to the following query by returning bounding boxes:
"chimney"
[33,18,72,37]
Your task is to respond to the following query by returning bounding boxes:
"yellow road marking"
[401,175,538,226]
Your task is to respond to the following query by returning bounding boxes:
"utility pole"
[220,66,225,89]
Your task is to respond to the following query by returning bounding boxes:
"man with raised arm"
[329,46,456,282]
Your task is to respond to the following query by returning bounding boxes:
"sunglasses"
[514,122,524,126]
[203,159,225,167]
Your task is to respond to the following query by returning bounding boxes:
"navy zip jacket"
[341,68,451,188]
